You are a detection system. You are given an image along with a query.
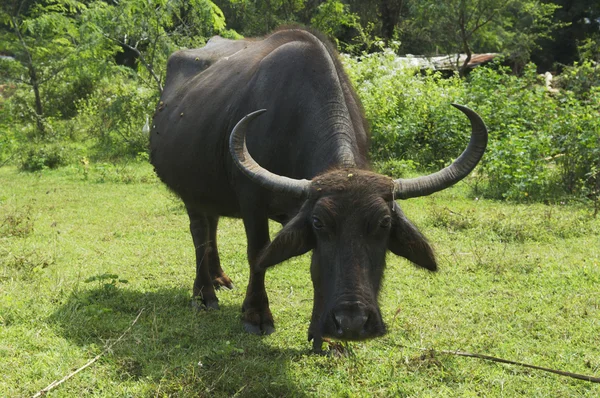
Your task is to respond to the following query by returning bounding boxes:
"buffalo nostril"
[333,312,368,335]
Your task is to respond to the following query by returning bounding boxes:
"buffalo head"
[229,106,487,351]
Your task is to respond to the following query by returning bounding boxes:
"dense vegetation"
[0,0,599,207]
[347,53,600,204]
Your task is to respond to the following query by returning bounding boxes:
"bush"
[345,53,599,203]
[19,142,70,171]
[551,87,600,202]
[373,159,418,178]
[465,63,562,200]
[343,51,466,168]
[77,75,159,160]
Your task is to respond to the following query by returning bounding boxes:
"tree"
[310,0,362,49]
[533,0,600,70]
[213,0,306,36]
[379,0,406,42]
[0,0,88,135]
[85,0,231,94]
[405,0,560,74]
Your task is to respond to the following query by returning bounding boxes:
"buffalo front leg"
[241,211,274,335]
[187,211,232,310]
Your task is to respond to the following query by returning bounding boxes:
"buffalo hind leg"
[241,210,274,335]
[188,211,232,310]
[206,216,233,290]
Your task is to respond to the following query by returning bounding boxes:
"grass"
[1,162,599,397]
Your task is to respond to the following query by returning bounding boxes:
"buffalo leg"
[188,211,231,309]
[240,211,275,335]
[206,216,233,290]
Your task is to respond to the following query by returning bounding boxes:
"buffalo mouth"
[311,300,386,348]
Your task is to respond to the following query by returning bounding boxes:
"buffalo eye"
[312,216,324,230]
[379,215,392,228]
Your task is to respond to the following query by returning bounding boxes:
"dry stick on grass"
[32,308,145,398]
[425,348,600,383]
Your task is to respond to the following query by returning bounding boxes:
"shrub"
[551,87,600,206]
[465,63,562,200]
[77,75,159,160]
[343,51,466,168]
[19,142,70,171]
[346,53,599,203]
[373,159,418,178]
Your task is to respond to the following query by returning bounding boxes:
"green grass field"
[1,162,599,397]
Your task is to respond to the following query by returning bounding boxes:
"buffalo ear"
[257,212,314,270]
[388,203,437,271]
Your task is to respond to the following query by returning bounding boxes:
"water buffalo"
[150,28,487,351]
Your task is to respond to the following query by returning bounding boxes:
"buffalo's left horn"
[229,109,311,198]
[393,104,488,199]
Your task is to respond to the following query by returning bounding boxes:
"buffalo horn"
[229,109,311,198]
[393,104,488,199]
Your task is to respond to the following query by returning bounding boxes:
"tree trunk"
[30,67,45,135]
[460,44,472,77]
[11,15,46,135]
[457,9,471,77]
[380,0,403,44]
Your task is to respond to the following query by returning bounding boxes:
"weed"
[428,205,474,232]
[19,143,69,172]
[0,248,53,281]
[0,202,35,237]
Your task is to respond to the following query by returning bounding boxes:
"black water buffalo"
[150,28,487,351]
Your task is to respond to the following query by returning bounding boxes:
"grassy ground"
[1,162,599,397]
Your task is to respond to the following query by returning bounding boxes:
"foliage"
[343,51,466,168]
[0,0,599,205]
[465,63,560,200]
[550,87,600,207]
[346,52,600,202]
[310,0,360,46]
[533,0,600,70]
[0,84,19,165]
[19,142,70,171]
[84,0,232,94]
[0,0,118,136]
[405,0,561,73]
[556,36,600,101]
[77,75,158,159]
[214,0,307,35]
[0,0,232,164]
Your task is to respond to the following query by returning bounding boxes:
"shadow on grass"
[49,284,309,397]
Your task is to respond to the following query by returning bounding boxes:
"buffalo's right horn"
[393,104,488,199]
[229,109,311,198]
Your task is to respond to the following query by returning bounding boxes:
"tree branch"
[103,33,163,94]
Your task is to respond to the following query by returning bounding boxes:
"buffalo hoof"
[243,321,275,335]
[308,333,324,354]
[192,297,219,311]
[242,308,275,335]
[213,274,234,290]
